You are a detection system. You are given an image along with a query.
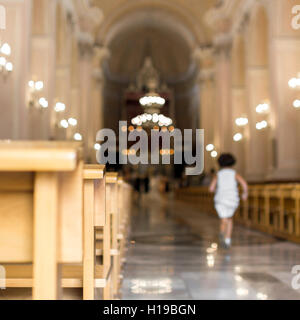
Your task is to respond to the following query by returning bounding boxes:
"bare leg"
[225,218,233,239]
[220,218,227,235]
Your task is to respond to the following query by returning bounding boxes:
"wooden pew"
[81,164,111,300]
[105,172,119,298]
[0,141,83,299]
[95,173,132,298]
[175,183,300,243]
[0,142,113,300]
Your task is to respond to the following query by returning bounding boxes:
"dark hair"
[218,153,236,168]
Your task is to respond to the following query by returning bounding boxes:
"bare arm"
[236,173,248,200]
[209,176,217,193]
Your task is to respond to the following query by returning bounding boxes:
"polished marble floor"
[121,193,300,300]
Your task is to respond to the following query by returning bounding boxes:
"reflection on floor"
[121,193,300,300]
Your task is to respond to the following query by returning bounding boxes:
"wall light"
[28,80,48,110]
[293,99,300,108]
[68,118,77,126]
[256,120,268,130]
[54,102,66,113]
[211,151,218,158]
[206,144,214,152]
[0,43,13,79]
[233,133,243,142]
[235,117,248,126]
[94,143,101,151]
[73,133,82,141]
[60,119,69,129]
[256,103,269,114]
[288,75,300,89]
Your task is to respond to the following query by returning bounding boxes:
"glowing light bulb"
[293,99,300,108]
[94,143,101,151]
[35,81,44,91]
[1,43,11,56]
[60,119,69,128]
[39,97,48,108]
[235,117,248,126]
[54,102,66,112]
[74,133,82,141]
[206,144,214,152]
[5,62,13,72]
[211,151,218,158]
[233,133,243,142]
[256,120,268,130]
[68,118,77,126]
[0,56,6,66]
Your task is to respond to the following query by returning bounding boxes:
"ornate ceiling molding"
[96,0,205,47]
[206,0,269,45]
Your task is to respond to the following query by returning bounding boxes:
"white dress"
[214,168,239,219]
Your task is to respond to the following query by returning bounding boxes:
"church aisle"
[121,194,300,300]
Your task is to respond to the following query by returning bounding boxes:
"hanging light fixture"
[131,92,172,128]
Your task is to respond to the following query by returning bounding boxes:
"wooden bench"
[175,183,300,243]
[0,142,117,299]
[0,141,83,299]
[95,174,132,298]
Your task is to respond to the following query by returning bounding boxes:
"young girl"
[209,153,248,248]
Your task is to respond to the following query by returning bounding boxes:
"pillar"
[194,47,216,172]
[268,0,300,180]
[89,47,110,163]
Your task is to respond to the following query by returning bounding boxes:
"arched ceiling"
[93,0,218,82]
[107,22,192,81]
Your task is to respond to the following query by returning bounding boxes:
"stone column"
[29,0,57,139]
[213,34,233,153]
[89,47,110,162]
[245,66,270,181]
[194,47,216,171]
[231,86,247,175]
[267,0,300,180]
[78,38,93,162]
[230,34,247,176]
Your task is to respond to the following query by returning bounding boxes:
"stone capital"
[196,68,215,83]
[192,47,214,69]
[77,31,94,58]
[213,32,232,58]
[92,68,104,84]
[93,46,110,68]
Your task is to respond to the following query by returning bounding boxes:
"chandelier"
[131,91,172,127]
[129,57,173,128]
[131,112,173,127]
